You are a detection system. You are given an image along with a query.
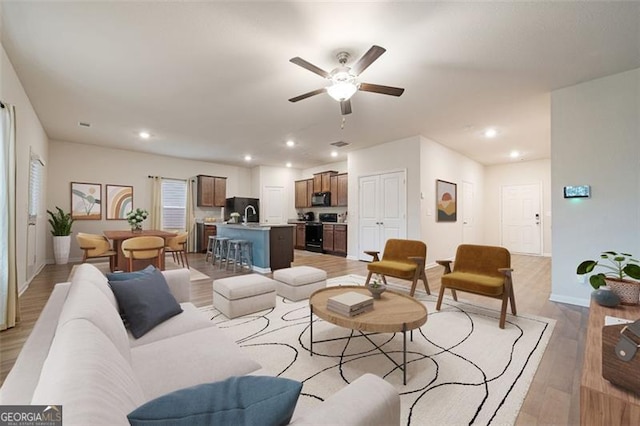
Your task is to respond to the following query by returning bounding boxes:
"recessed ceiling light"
[483,128,498,138]
[244,155,252,161]
[286,140,295,147]
[286,162,292,168]
[510,150,520,159]
[331,151,338,157]
[139,131,151,139]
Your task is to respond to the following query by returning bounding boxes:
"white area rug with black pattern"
[200,275,555,425]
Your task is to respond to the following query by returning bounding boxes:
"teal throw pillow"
[106,264,156,281]
[127,376,303,426]
[108,268,183,338]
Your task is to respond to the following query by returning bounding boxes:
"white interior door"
[462,181,474,243]
[262,186,284,224]
[358,171,406,260]
[501,183,542,255]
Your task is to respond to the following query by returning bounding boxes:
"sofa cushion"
[58,275,131,362]
[368,260,417,279]
[106,264,156,281]
[128,376,302,426]
[70,263,118,309]
[440,271,505,296]
[31,319,146,425]
[128,303,213,348]
[109,268,183,338]
[131,326,261,401]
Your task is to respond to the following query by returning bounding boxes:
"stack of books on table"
[327,291,374,317]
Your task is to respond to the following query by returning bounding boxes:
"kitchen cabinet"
[330,173,348,207]
[295,224,306,249]
[197,223,217,253]
[197,175,227,207]
[295,179,314,208]
[322,224,347,256]
[313,171,338,193]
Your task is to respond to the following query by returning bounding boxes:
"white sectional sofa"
[0,263,400,425]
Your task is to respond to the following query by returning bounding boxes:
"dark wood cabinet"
[295,224,306,249]
[197,223,217,253]
[269,227,294,270]
[295,179,315,208]
[322,224,347,257]
[313,174,322,193]
[197,175,226,207]
[313,171,338,193]
[330,173,348,207]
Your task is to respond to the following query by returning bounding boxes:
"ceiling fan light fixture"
[327,80,358,102]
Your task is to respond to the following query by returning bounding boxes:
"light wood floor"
[0,251,587,425]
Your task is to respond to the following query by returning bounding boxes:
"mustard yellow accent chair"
[76,232,117,272]
[121,236,165,272]
[436,244,516,329]
[165,231,189,268]
[364,239,430,297]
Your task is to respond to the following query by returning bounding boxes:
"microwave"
[311,192,331,207]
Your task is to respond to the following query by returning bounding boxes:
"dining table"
[104,229,177,272]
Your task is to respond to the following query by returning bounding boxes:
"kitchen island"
[216,224,294,273]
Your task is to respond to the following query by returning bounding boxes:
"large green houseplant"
[577,251,640,305]
[47,207,74,264]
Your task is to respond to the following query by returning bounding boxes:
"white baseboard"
[251,265,271,274]
[549,293,590,308]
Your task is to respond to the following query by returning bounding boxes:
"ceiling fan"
[288,45,405,115]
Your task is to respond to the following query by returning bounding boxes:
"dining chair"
[121,236,165,272]
[76,232,118,272]
[363,239,430,297]
[164,231,189,268]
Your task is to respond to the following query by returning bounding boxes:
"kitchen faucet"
[244,205,256,224]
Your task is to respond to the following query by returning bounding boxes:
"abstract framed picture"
[71,182,102,220]
[106,184,133,220]
[436,179,457,222]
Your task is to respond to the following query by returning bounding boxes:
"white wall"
[419,136,484,265]
[1,43,49,293]
[253,165,300,222]
[48,140,253,262]
[484,159,552,255]
[551,68,640,307]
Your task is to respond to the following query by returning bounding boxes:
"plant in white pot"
[47,206,74,265]
[577,251,640,305]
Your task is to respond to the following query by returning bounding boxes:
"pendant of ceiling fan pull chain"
[341,116,346,130]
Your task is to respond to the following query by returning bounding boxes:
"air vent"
[330,141,349,147]
[78,122,91,128]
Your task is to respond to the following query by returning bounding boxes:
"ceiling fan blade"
[359,82,405,97]
[288,88,326,103]
[290,57,331,79]
[340,99,352,115]
[351,45,386,76]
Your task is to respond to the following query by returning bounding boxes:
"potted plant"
[47,206,74,265]
[577,251,640,305]
[366,275,387,299]
[127,208,149,232]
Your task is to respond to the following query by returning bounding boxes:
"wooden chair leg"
[499,293,509,329]
[436,285,446,311]
[420,270,431,295]
[508,281,517,315]
[409,277,418,297]
[183,250,189,269]
[364,271,374,285]
[380,275,388,285]
[451,289,458,301]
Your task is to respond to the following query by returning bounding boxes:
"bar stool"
[225,239,252,272]
[213,237,230,268]
[205,235,216,263]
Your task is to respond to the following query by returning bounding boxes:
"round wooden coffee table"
[309,285,428,384]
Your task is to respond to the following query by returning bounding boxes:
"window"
[162,179,187,229]
[28,154,44,225]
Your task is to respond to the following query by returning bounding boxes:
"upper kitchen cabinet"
[313,171,338,193]
[330,173,348,207]
[197,175,227,207]
[295,178,314,208]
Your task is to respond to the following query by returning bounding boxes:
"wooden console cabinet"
[580,299,640,425]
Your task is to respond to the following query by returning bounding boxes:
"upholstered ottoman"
[213,274,276,319]
[273,266,327,301]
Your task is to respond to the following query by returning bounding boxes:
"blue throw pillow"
[108,268,183,338]
[106,264,156,282]
[128,376,302,426]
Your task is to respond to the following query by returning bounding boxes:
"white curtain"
[1,103,19,331]
[186,178,196,253]
[150,176,162,229]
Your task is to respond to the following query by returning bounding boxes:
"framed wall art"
[436,179,457,222]
[106,184,133,220]
[71,182,102,220]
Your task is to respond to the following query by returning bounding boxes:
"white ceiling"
[2,1,639,168]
